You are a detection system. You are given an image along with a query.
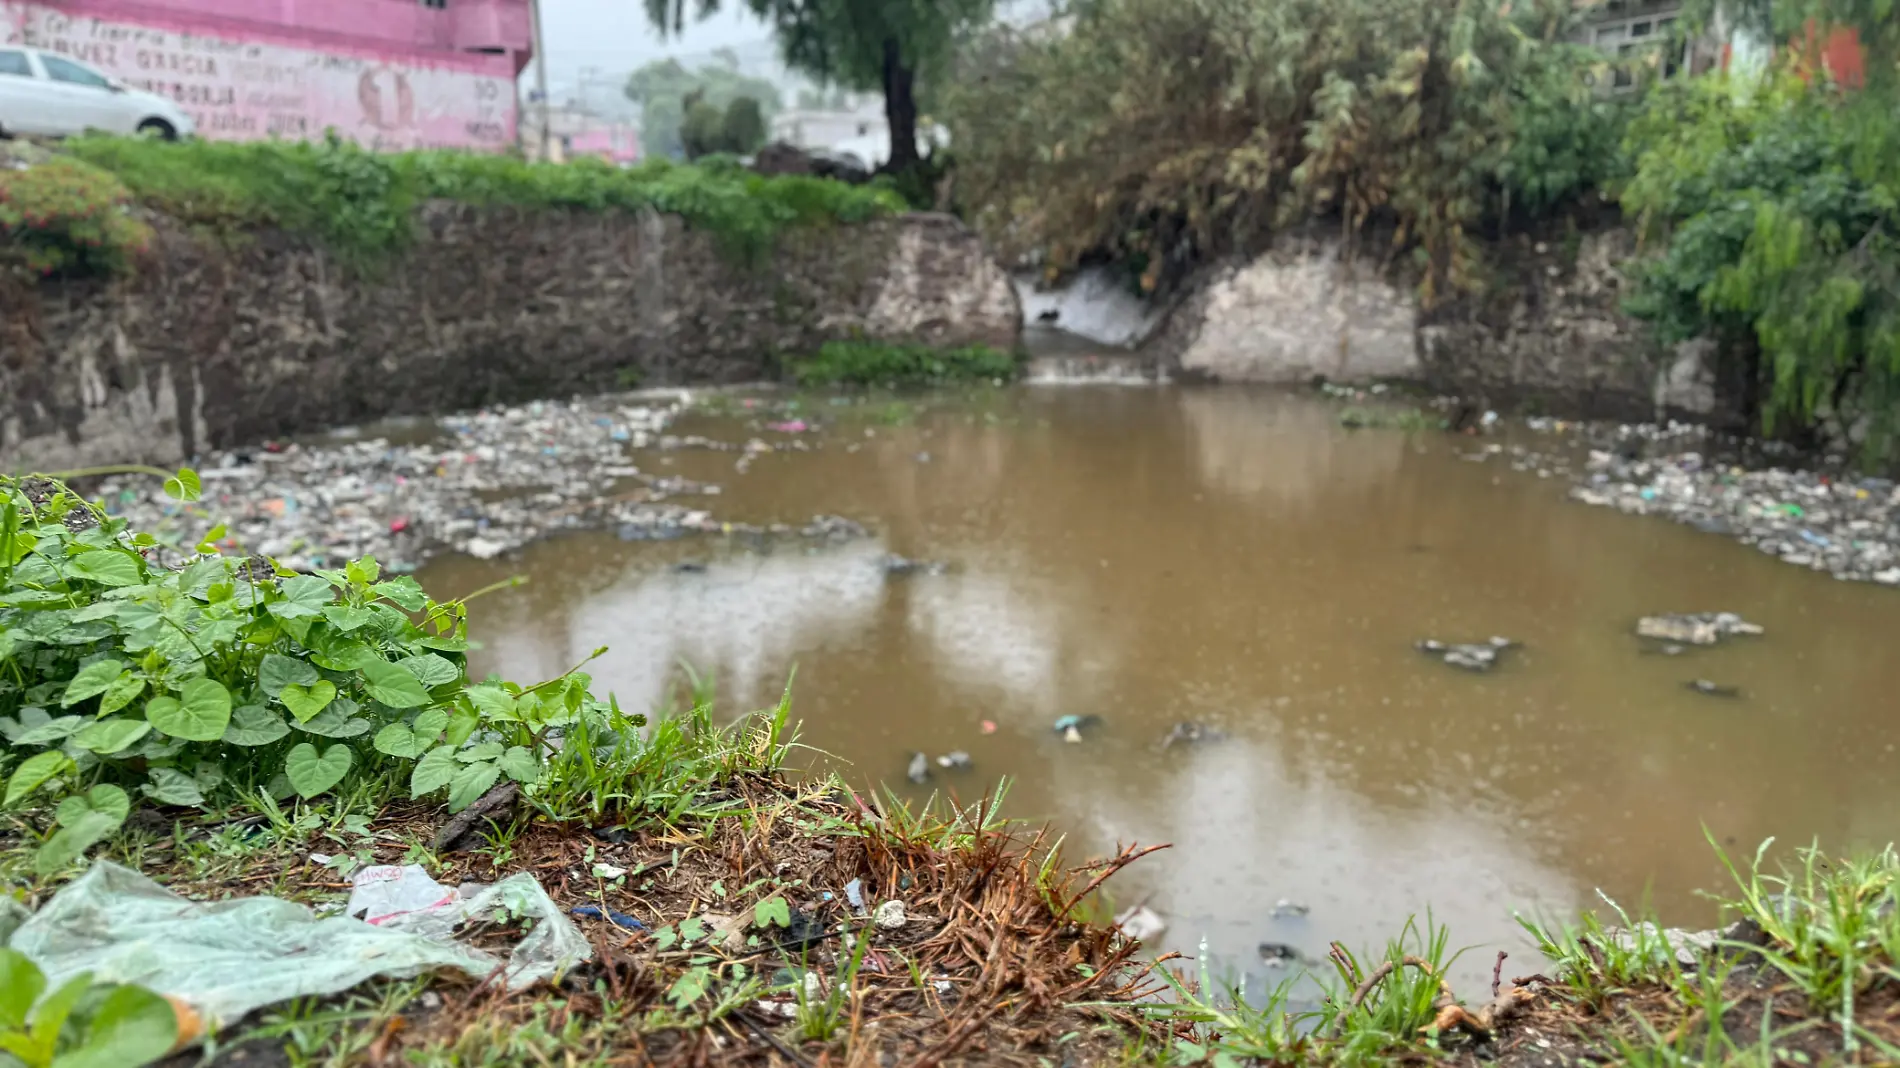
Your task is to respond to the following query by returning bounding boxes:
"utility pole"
[530,0,551,161]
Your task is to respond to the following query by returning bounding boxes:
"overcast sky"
[531,0,1055,97]
[536,2,778,92]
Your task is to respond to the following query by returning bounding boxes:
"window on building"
[421,0,447,8]
[1630,19,1653,36]
[0,50,31,77]
[41,54,113,88]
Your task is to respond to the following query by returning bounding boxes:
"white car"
[0,46,195,140]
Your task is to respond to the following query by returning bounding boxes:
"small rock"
[935,751,972,770]
[874,900,907,929]
[1685,679,1741,698]
[906,752,929,784]
[1269,899,1310,918]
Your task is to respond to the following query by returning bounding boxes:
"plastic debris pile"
[1571,450,1900,584]
[88,393,870,572]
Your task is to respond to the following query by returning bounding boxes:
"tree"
[624,57,782,159]
[722,97,768,153]
[641,0,993,172]
[1622,0,1900,458]
[678,92,769,158]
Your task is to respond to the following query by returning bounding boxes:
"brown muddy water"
[419,385,1900,995]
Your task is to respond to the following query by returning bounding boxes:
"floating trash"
[1636,613,1764,647]
[1416,636,1515,673]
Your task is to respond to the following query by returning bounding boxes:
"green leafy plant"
[1621,69,1900,461]
[786,340,1020,387]
[944,0,1631,302]
[0,949,177,1068]
[0,155,154,282]
[0,473,613,872]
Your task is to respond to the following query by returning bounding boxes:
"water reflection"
[422,385,1900,994]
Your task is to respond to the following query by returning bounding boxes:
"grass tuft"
[56,134,904,274]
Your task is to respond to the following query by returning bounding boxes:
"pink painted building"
[0,0,531,150]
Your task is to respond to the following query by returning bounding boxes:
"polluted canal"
[396,383,1900,996]
[96,380,1900,997]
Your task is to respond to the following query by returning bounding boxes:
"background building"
[0,0,531,150]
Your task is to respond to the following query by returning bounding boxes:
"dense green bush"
[943,0,1632,301]
[0,474,637,875]
[1621,72,1900,457]
[61,134,904,270]
[0,154,153,281]
[787,340,1020,387]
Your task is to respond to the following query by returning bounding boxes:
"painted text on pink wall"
[1,1,517,150]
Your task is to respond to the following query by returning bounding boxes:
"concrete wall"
[1146,236,1420,383]
[0,208,1020,471]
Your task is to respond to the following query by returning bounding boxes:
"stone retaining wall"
[0,206,1020,471]
[1144,225,1734,424]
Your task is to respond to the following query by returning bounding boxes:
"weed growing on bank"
[786,340,1021,388]
[54,135,903,273]
[0,148,153,282]
[0,472,622,876]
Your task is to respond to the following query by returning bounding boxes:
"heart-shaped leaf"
[162,467,202,502]
[97,672,146,717]
[280,681,337,723]
[259,653,319,698]
[14,716,83,746]
[71,718,151,755]
[322,605,377,633]
[65,550,140,588]
[409,745,458,798]
[58,980,178,1068]
[4,751,71,808]
[146,679,232,741]
[141,767,205,807]
[60,660,125,707]
[36,784,129,874]
[447,760,502,813]
[292,706,370,738]
[372,723,425,759]
[413,708,450,738]
[397,654,460,689]
[466,683,517,722]
[284,742,352,798]
[362,660,430,709]
[223,705,290,746]
[0,948,45,1029]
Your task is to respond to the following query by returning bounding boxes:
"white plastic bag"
[6,861,590,1031]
